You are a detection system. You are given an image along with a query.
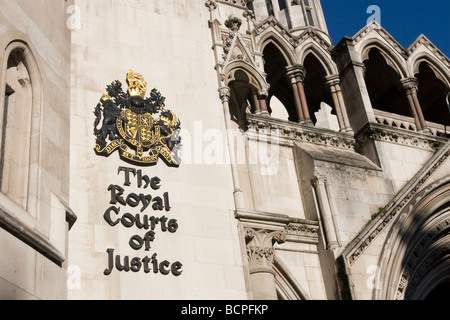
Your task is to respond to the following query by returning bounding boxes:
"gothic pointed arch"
[256,25,298,65]
[299,42,337,77]
[274,255,311,300]
[376,177,450,300]
[261,41,299,121]
[302,52,335,124]
[352,22,409,79]
[414,61,450,127]
[0,38,43,215]
[407,35,450,87]
[362,48,411,118]
[259,34,297,66]
[412,55,450,88]
[223,60,270,129]
[360,41,408,79]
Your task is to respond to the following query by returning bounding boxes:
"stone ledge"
[0,197,66,267]
[236,209,319,244]
[356,122,448,152]
[247,113,356,151]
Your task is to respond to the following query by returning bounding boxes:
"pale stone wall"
[276,242,327,300]
[375,140,434,193]
[240,141,306,219]
[68,0,248,300]
[0,0,73,299]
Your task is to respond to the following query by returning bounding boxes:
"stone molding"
[224,16,243,32]
[247,113,355,150]
[397,217,450,300]
[356,122,447,153]
[407,34,450,70]
[216,0,249,9]
[253,16,332,52]
[205,0,217,11]
[348,21,450,78]
[0,205,65,266]
[351,21,408,60]
[236,209,320,245]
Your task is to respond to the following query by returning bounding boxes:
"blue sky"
[321,0,450,57]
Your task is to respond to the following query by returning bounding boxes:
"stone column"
[286,65,312,124]
[312,175,339,250]
[326,75,353,134]
[401,78,427,132]
[257,89,270,115]
[297,81,311,122]
[252,92,261,114]
[219,86,245,210]
[245,227,286,300]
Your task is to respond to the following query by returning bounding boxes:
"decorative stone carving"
[285,65,306,84]
[356,123,446,153]
[217,0,250,8]
[219,86,231,103]
[224,16,242,32]
[245,227,286,274]
[286,222,320,244]
[247,113,355,150]
[400,78,419,96]
[204,0,217,11]
[397,219,450,300]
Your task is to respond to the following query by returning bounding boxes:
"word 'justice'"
[103,167,182,276]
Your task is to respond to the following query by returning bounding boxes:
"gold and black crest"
[94,70,181,167]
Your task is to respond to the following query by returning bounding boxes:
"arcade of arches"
[363,48,450,132]
[227,43,449,135]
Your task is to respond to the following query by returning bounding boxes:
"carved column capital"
[285,64,306,84]
[257,87,269,99]
[325,74,341,89]
[244,227,286,274]
[401,77,419,95]
[312,174,327,187]
[219,86,231,102]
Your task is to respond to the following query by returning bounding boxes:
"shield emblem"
[117,109,160,151]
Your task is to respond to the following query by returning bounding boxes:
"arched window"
[0,45,33,210]
[303,53,334,125]
[224,64,269,130]
[228,69,255,130]
[0,41,42,217]
[363,49,410,118]
[415,62,450,127]
[262,42,298,121]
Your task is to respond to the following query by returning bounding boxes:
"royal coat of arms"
[94,70,181,167]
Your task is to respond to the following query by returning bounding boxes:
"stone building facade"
[0,0,449,300]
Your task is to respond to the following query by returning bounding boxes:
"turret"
[249,0,329,37]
